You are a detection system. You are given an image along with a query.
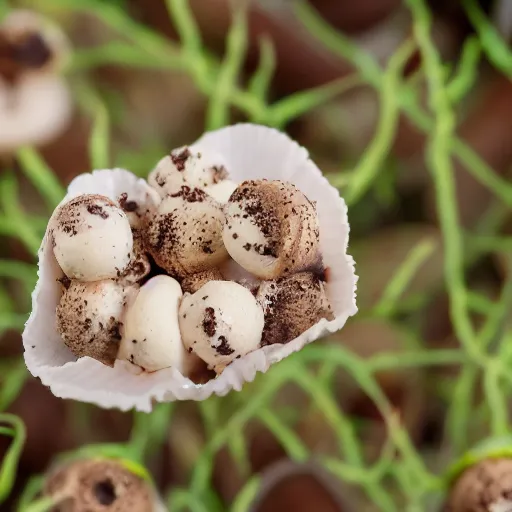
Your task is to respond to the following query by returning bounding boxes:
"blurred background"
[1,0,512,510]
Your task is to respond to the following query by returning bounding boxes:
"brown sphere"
[223,180,320,280]
[444,458,512,511]
[43,459,154,512]
[256,272,333,346]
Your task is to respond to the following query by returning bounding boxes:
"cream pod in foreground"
[22,125,358,411]
[0,10,72,153]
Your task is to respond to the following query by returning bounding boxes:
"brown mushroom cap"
[444,458,512,511]
[43,459,154,512]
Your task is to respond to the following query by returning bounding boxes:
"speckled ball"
[256,272,333,346]
[56,279,136,366]
[223,180,320,280]
[148,145,228,198]
[179,280,264,373]
[144,186,228,279]
[51,194,133,281]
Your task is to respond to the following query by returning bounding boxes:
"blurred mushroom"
[445,458,512,511]
[0,10,72,154]
[43,458,165,512]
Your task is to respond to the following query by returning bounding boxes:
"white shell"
[118,276,186,373]
[179,281,264,372]
[23,126,357,411]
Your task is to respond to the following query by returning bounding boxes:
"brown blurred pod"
[248,459,357,512]
[43,458,163,512]
[444,458,512,511]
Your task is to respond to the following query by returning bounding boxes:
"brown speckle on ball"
[181,268,224,294]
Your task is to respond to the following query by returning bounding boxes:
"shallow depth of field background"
[1,0,512,510]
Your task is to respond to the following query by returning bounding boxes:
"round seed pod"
[51,194,133,282]
[445,458,512,511]
[144,186,228,279]
[56,279,135,367]
[181,268,224,294]
[148,146,229,198]
[223,180,320,280]
[444,437,512,512]
[256,272,333,346]
[118,275,186,373]
[179,280,264,373]
[43,458,155,512]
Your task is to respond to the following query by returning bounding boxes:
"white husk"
[0,74,72,152]
[23,124,357,411]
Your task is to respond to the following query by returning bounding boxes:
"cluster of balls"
[52,146,333,378]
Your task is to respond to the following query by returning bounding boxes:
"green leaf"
[16,148,65,209]
[248,36,275,103]
[0,414,26,505]
[206,3,248,129]
[268,74,362,129]
[231,476,261,512]
[0,362,27,412]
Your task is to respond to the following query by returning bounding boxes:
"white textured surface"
[23,125,358,411]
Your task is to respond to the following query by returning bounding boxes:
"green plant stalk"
[206,3,248,130]
[463,0,512,78]
[231,476,261,512]
[258,408,309,462]
[268,74,363,129]
[248,37,276,104]
[447,36,481,102]
[345,41,414,204]
[295,0,512,209]
[16,148,65,209]
[372,236,437,317]
[292,367,363,467]
[407,0,483,363]
[483,362,509,437]
[0,414,26,505]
